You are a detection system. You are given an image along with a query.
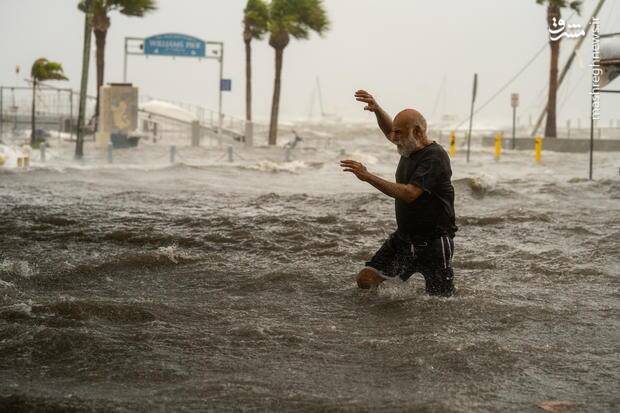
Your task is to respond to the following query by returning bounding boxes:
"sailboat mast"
[316,77,325,117]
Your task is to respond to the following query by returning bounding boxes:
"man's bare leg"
[356,268,385,289]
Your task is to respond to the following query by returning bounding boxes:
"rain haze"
[2,0,620,124]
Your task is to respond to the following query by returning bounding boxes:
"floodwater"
[1,126,618,412]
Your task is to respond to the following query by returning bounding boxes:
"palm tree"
[78,0,157,122]
[267,0,329,145]
[76,0,94,159]
[536,0,582,138]
[243,0,269,123]
[30,58,68,147]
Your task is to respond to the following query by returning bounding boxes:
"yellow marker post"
[449,131,456,157]
[535,136,542,162]
[494,132,502,161]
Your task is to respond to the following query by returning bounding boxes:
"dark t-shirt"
[395,141,457,240]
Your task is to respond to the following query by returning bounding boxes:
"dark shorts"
[364,231,455,296]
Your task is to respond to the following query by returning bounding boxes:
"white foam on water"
[243,160,313,173]
[348,151,379,165]
[0,279,15,289]
[0,144,31,169]
[375,278,417,299]
[3,301,33,315]
[0,259,36,278]
[157,245,189,264]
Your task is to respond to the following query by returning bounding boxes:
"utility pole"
[531,0,607,136]
[75,0,93,159]
[466,73,478,163]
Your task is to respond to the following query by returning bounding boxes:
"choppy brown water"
[0,130,619,412]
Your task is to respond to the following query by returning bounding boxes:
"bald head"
[393,109,427,138]
[390,108,430,156]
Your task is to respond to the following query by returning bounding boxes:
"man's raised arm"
[354,90,393,142]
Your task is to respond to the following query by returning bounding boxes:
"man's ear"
[414,126,424,141]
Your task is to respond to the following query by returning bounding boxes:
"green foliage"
[30,58,68,82]
[535,0,582,14]
[244,0,270,40]
[78,0,157,18]
[269,0,330,40]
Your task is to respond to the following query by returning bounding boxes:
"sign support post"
[218,43,224,135]
[511,93,519,149]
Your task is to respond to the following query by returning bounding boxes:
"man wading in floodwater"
[340,90,457,296]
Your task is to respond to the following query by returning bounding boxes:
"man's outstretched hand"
[354,90,380,113]
[341,159,422,203]
[340,159,372,182]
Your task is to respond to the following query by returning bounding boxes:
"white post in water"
[191,121,200,147]
[40,143,46,162]
[170,145,176,163]
[227,145,233,162]
[244,121,253,147]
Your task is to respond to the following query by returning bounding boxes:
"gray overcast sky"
[1,0,619,127]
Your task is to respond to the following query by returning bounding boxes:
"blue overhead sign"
[220,79,232,91]
[143,33,206,58]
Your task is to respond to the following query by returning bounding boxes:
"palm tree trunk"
[76,0,93,159]
[269,47,284,146]
[245,38,252,122]
[93,27,107,121]
[30,79,36,146]
[544,4,561,138]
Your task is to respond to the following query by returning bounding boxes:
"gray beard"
[397,139,420,157]
[397,145,411,157]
